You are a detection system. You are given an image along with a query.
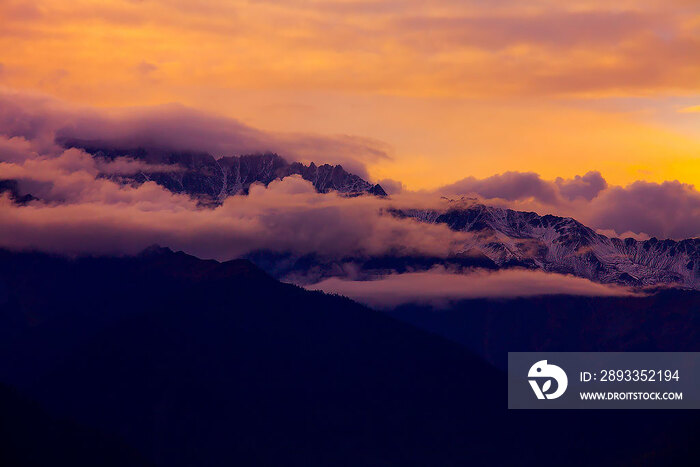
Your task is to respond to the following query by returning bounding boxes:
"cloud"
[435,171,700,239]
[308,267,637,308]
[135,61,158,76]
[0,137,184,202]
[95,157,185,176]
[0,135,41,163]
[0,182,471,260]
[595,229,651,242]
[376,178,404,195]
[439,172,559,204]
[439,171,607,204]
[587,181,700,240]
[0,135,469,259]
[2,0,698,98]
[555,171,607,201]
[397,11,661,50]
[0,90,390,179]
[0,91,461,262]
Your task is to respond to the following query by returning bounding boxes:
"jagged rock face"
[66,142,386,203]
[283,161,386,196]
[396,202,700,289]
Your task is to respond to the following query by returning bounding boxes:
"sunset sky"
[1,0,699,189]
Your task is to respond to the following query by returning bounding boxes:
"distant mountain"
[3,247,699,465]
[390,289,700,370]
[62,140,386,203]
[243,201,700,289]
[393,200,700,289]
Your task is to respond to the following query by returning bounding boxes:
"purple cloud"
[0,135,470,260]
[308,268,636,308]
[376,178,404,195]
[436,171,700,239]
[439,171,560,204]
[555,171,607,201]
[0,90,390,179]
[588,181,700,240]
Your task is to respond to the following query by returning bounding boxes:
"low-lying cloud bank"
[437,171,700,240]
[0,89,389,179]
[0,178,469,260]
[308,268,638,308]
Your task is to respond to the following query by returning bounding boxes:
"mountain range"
[5,144,699,290]
[64,140,387,203]
[250,202,700,290]
[394,201,700,289]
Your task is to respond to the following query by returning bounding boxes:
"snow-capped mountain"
[12,138,700,290]
[68,142,386,203]
[394,201,700,289]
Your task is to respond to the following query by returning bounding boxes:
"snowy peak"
[397,203,700,289]
[63,141,386,203]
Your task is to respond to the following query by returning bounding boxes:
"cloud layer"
[0,175,467,261]
[308,268,636,308]
[436,171,700,239]
[0,90,389,179]
[0,127,471,260]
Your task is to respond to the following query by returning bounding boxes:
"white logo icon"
[528,360,568,400]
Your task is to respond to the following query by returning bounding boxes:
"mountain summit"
[65,141,386,204]
[395,201,700,289]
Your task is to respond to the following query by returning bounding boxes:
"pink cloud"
[0,90,390,180]
[439,171,608,204]
[308,267,638,308]
[0,161,471,260]
[439,171,561,204]
[398,11,662,50]
[435,172,700,239]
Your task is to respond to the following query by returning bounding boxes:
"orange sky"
[1,0,699,189]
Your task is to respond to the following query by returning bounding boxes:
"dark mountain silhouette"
[1,247,699,465]
[389,289,700,370]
